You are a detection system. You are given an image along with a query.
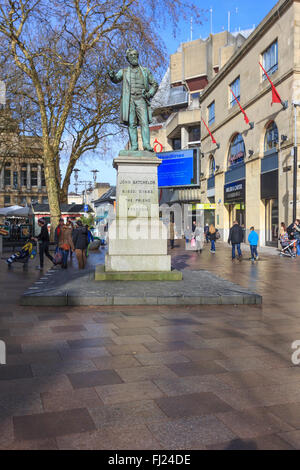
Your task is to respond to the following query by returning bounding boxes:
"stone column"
[37,164,42,189]
[27,163,31,190]
[181,127,189,149]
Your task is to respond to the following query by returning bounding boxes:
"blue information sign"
[157,149,197,188]
[84,204,89,213]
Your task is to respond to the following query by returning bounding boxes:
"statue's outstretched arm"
[108,69,123,84]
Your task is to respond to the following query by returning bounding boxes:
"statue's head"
[126,48,139,66]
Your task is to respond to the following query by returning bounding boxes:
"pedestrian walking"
[248,226,259,261]
[208,224,217,253]
[184,226,192,249]
[204,223,210,243]
[169,220,175,249]
[34,218,55,270]
[57,222,74,269]
[194,223,204,253]
[72,220,88,269]
[228,220,244,261]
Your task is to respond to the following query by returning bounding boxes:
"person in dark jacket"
[72,220,88,269]
[228,220,244,261]
[34,218,55,270]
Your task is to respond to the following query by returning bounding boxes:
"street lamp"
[292,101,300,221]
[73,169,80,194]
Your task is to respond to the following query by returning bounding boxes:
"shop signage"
[196,203,216,210]
[229,151,244,165]
[224,180,245,203]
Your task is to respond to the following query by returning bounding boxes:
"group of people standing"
[280,219,300,255]
[34,218,92,270]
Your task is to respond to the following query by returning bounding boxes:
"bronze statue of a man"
[109,48,158,152]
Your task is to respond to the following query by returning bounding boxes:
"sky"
[66,0,278,193]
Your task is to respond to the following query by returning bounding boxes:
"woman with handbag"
[208,224,217,253]
[58,222,74,269]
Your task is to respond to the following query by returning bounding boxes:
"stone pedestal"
[96,150,182,281]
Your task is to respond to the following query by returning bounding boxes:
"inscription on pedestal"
[118,176,158,218]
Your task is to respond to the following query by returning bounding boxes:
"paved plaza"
[1,241,300,449]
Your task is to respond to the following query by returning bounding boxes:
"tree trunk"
[43,150,61,239]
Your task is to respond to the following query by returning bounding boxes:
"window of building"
[188,126,200,143]
[13,171,18,189]
[4,168,11,186]
[31,197,38,204]
[21,167,27,186]
[228,133,245,167]
[20,196,27,205]
[208,101,215,125]
[262,40,278,79]
[209,156,215,176]
[172,138,181,150]
[264,121,279,152]
[42,196,48,204]
[4,195,10,204]
[229,76,240,108]
[41,166,46,186]
[31,164,38,186]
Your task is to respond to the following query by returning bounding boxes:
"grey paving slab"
[21,263,261,306]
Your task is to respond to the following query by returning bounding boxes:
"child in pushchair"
[6,240,37,268]
[279,232,296,258]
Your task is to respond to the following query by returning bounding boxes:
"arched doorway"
[225,134,246,228]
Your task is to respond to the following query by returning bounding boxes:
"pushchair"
[6,239,37,269]
[279,233,296,258]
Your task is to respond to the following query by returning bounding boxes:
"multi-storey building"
[0,107,47,207]
[200,0,300,246]
[152,0,300,247]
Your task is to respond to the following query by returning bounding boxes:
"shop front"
[224,179,246,227]
[261,155,278,246]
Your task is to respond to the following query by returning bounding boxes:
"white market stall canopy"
[0,205,33,217]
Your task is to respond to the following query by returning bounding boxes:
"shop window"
[209,156,215,176]
[262,40,278,79]
[208,101,215,125]
[229,77,240,108]
[228,133,245,167]
[31,164,38,186]
[172,138,181,150]
[264,121,278,152]
[4,195,10,204]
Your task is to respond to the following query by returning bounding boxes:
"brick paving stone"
[105,344,150,356]
[278,431,300,449]
[31,359,97,377]
[134,351,191,366]
[59,347,110,361]
[147,415,236,449]
[67,369,123,389]
[167,360,227,377]
[13,408,96,440]
[216,407,293,439]
[155,392,232,419]
[181,348,227,361]
[0,364,33,381]
[67,337,114,349]
[206,434,295,450]
[115,365,178,383]
[3,438,58,450]
[56,424,161,450]
[96,381,164,405]
[92,355,141,370]
[41,389,103,412]
[266,403,300,429]
[153,375,224,396]
[0,392,43,416]
[113,327,157,336]
[88,400,168,428]
[143,341,192,353]
[51,325,87,333]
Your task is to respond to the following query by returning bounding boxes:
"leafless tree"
[0,0,203,230]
